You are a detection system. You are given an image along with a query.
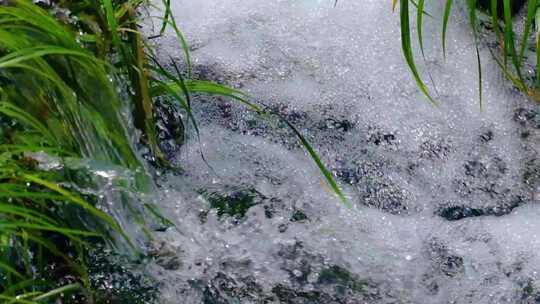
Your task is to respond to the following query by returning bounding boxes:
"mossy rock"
[318,265,370,294]
[200,186,267,220]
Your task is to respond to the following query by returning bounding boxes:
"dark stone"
[514,107,540,129]
[523,158,540,187]
[479,130,494,143]
[368,128,397,146]
[436,197,525,221]
[291,210,308,222]
[437,205,485,221]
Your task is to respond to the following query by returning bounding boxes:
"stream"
[142,1,540,303]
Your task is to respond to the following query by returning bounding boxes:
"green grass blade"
[159,0,172,35]
[503,0,523,80]
[32,283,81,302]
[280,118,350,208]
[536,8,540,89]
[466,0,483,109]
[417,0,426,58]
[442,0,453,59]
[21,174,133,248]
[410,0,432,18]
[519,0,537,66]
[399,0,436,104]
[0,261,24,279]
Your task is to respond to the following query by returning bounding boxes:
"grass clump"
[0,0,162,301]
[397,0,540,106]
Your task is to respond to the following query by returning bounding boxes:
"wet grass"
[398,0,540,105]
[0,0,348,302]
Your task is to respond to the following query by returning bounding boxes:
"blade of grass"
[536,7,540,90]
[279,117,350,208]
[466,0,483,109]
[417,0,426,58]
[442,0,453,59]
[399,0,436,104]
[503,0,524,80]
[518,0,537,66]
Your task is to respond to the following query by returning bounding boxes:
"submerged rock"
[437,197,525,221]
[188,242,406,304]
[199,185,269,222]
[202,187,266,219]
[88,246,157,304]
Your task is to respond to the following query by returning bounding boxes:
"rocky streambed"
[138,1,540,303]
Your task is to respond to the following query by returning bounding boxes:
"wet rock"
[154,99,185,160]
[523,158,540,187]
[194,273,264,304]
[290,209,308,222]
[358,179,410,215]
[335,159,410,214]
[517,279,540,304]
[419,139,453,160]
[479,130,494,143]
[452,156,509,200]
[202,186,264,219]
[436,197,525,221]
[437,205,485,221]
[271,284,337,304]
[88,246,157,304]
[514,107,540,129]
[367,127,397,147]
[424,239,465,278]
[317,265,370,293]
[335,160,385,185]
[319,118,355,132]
[148,241,182,271]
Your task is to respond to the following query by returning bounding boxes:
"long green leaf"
[442,0,453,59]
[518,0,537,66]
[400,0,436,104]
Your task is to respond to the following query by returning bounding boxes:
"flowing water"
[144,1,540,303]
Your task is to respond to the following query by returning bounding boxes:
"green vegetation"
[0,0,347,302]
[398,0,540,105]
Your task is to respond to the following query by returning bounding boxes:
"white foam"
[146,1,539,303]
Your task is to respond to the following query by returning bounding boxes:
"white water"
[146,1,540,303]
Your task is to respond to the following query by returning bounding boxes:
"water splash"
[146,1,540,303]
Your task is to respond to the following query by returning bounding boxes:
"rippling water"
[144,1,540,303]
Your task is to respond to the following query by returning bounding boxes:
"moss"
[318,265,369,294]
[201,186,266,220]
